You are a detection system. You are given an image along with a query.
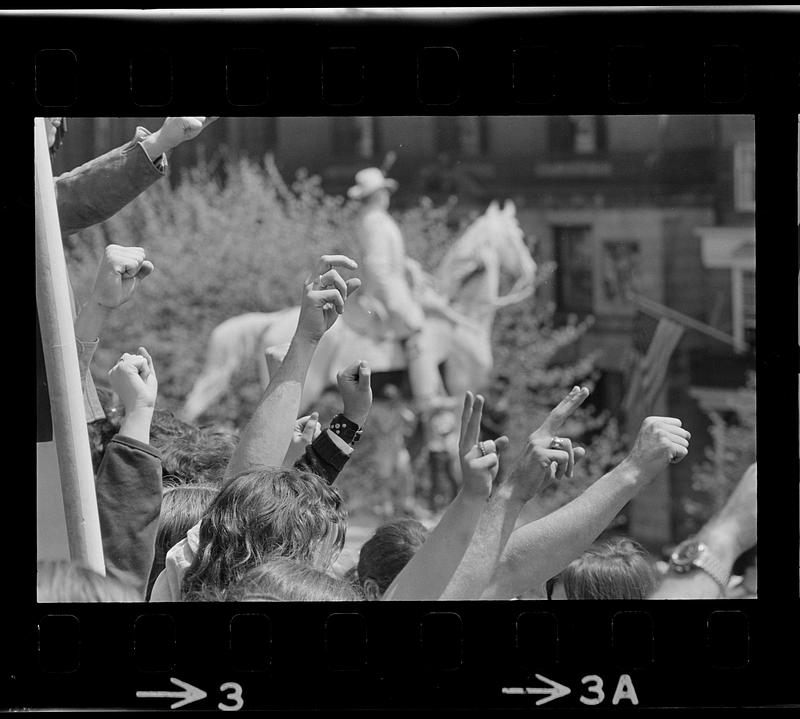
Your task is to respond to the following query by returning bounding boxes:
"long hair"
[38,560,139,602]
[146,484,219,600]
[181,468,347,600]
[560,537,656,600]
[212,558,364,602]
[356,518,428,596]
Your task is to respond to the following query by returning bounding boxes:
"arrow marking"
[137,677,207,709]
[527,674,571,706]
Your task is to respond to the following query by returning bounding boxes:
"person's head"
[556,537,656,600]
[45,117,67,152]
[157,424,238,486]
[348,167,397,211]
[215,558,364,602]
[149,408,197,448]
[146,484,219,600]
[38,560,139,602]
[356,518,428,600]
[181,468,347,600]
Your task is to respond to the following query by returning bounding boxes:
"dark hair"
[38,560,139,602]
[86,384,123,473]
[149,408,197,447]
[149,410,238,486]
[146,484,219,600]
[158,426,238,486]
[181,468,347,600]
[357,518,428,595]
[213,558,364,602]
[560,537,656,600]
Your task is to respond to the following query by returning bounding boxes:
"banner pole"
[34,117,105,576]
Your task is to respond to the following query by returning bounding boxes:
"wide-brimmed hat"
[347,167,399,199]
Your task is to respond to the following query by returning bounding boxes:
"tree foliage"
[65,157,626,517]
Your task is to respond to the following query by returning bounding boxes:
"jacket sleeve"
[293,429,353,485]
[55,126,167,236]
[95,435,163,599]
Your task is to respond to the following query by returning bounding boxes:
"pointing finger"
[538,386,590,435]
[316,255,358,274]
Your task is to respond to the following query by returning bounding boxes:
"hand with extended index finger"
[531,385,590,481]
[504,386,590,502]
[297,254,362,342]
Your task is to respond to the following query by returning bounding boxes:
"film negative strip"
[6,7,800,714]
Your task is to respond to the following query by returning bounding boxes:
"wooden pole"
[626,290,746,353]
[34,117,105,575]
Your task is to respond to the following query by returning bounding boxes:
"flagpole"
[34,117,105,575]
[626,290,745,352]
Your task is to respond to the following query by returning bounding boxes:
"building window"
[554,225,594,314]
[435,116,487,157]
[549,116,607,156]
[331,116,378,159]
[733,141,755,212]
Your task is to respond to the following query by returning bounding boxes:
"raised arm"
[382,392,508,601]
[651,462,756,599]
[224,255,360,480]
[56,117,217,236]
[484,415,692,599]
[97,347,161,598]
[441,386,589,601]
[75,244,154,375]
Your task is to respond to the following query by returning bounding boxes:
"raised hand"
[157,116,219,151]
[296,255,362,343]
[458,391,510,500]
[91,245,154,310]
[707,462,756,558]
[505,386,590,502]
[622,416,691,483]
[107,346,158,413]
[283,412,322,466]
[337,360,372,427]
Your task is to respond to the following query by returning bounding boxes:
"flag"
[621,315,685,434]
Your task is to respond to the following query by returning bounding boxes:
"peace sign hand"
[458,391,510,500]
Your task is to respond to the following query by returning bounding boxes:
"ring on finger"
[478,441,488,456]
[550,437,564,449]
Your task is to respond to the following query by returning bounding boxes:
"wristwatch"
[668,538,730,594]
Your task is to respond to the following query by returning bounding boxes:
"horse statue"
[180,200,536,424]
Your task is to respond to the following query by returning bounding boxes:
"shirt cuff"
[310,430,352,473]
[110,434,162,460]
[125,126,168,175]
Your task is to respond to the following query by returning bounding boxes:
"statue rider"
[347,167,443,417]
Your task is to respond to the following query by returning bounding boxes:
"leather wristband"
[329,413,363,445]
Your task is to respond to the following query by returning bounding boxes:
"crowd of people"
[37,117,757,603]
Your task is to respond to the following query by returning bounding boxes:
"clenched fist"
[622,416,691,483]
[141,117,219,160]
[91,245,154,309]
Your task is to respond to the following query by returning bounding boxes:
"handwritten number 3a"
[218,682,244,711]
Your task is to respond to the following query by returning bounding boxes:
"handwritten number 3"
[218,682,243,712]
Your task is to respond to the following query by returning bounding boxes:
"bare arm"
[382,393,503,601]
[442,387,589,601]
[483,462,640,599]
[485,415,693,599]
[225,335,319,479]
[224,255,360,480]
[651,463,756,599]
